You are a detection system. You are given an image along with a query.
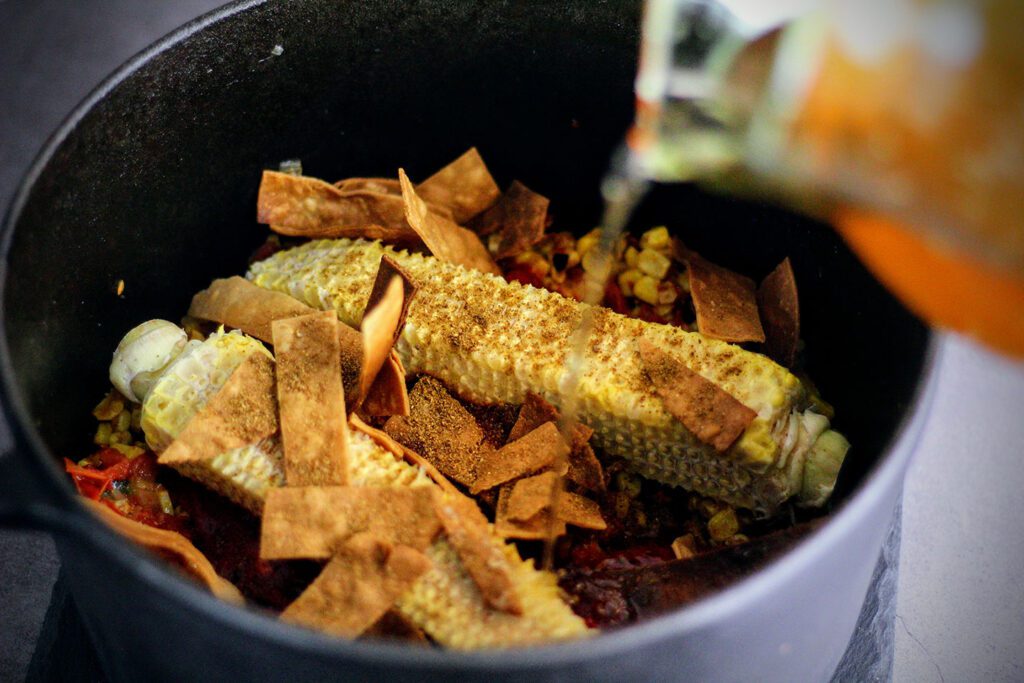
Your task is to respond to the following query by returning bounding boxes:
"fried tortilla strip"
[189,276,315,343]
[684,253,765,343]
[281,533,431,638]
[471,422,570,494]
[361,609,429,644]
[354,257,415,412]
[415,147,500,224]
[470,181,549,259]
[272,312,349,486]
[433,494,523,615]
[384,377,485,487]
[495,485,566,541]
[84,500,243,604]
[258,170,421,242]
[758,257,800,367]
[361,350,410,417]
[638,339,756,453]
[506,395,604,492]
[260,486,441,560]
[334,177,455,220]
[398,168,500,276]
[160,353,278,465]
[506,393,560,443]
[505,472,606,531]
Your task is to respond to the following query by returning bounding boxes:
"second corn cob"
[127,325,589,648]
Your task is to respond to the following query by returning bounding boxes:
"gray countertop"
[1,2,1022,681]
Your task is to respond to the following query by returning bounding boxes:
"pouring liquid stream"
[542,149,650,570]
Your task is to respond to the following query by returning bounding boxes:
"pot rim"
[0,0,942,670]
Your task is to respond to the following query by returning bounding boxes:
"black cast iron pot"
[0,1,938,680]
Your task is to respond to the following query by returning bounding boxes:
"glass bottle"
[629,0,1024,356]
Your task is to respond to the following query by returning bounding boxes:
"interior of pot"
[3,0,927,598]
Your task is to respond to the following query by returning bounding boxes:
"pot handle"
[0,416,74,531]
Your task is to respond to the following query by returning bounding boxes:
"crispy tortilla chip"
[495,485,566,541]
[433,494,523,615]
[504,473,606,531]
[356,276,405,410]
[85,499,243,604]
[685,254,766,343]
[507,395,604,492]
[505,471,561,522]
[335,321,365,406]
[470,181,549,259]
[366,256,417,347]
[758,257,800,367]
[507,393,560,443]
[383,377,485,486]
[415,147,500,224]
[281,533,431,638]
[362,351,410,417]
[272,312,349,486]
[361,609,429,644]
[398,168,500,275]
[471,422,570,494]
[258,171,423,242]
[558,492,607,530]
[260,486,440,560]
[348,413,404,460]
[638,339,757,452]
[188,277,315,343]
[334,177,402,195]
[160,353,278,466]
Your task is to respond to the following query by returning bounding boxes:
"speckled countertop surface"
[1,2,1022,681]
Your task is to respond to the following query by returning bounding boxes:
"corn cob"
[130,326,589,647]
[248,238,849,513]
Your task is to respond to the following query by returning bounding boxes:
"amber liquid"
[543,153,649,568]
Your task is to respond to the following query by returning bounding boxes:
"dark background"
[0,3,225,678]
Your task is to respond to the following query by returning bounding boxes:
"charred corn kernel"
[247,238,849,513]
[93,391,125,421]
[113,409,131,433]
[637,248,671,279]
[617,268,643,298]
[640,226,671,251]
[676,270,691,293]
[624,246,640,268]
[94,423,112,446]
[576,228,601,255]
[633,275,661,305]
[123,326,588,647]
[708,508,740,541]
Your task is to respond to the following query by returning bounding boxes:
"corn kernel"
[708,508,740,541]
[114,409,131,433]
[581,248,611,276]
[696,497,724,519]
[633,276,660,305]
[617,269,643,298]
[671,535,696,559]
[93,422,112,446]
[614,471,642,497]
[723,533,750,547]
[513,250,550,278]
[130,406,143,432]
[109,430,131,445]
[654,304,675,318]
[637,248,671,279]
[640,226,671,251]
[110,443,145,459]
[624,246,639,269]
[158,489,175,514]
[576,228,601,255]
[92,391,125,421]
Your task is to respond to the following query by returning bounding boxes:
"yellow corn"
[248,238,849,513]
[134,327,588,648]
